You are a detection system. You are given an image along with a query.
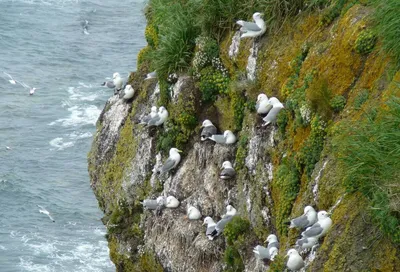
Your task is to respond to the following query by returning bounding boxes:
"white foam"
[49,105,101,127]
[49,137,74,150]
[69,131,93,140]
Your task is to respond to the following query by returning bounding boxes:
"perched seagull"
[165,196,180,208]
[236,12,266,39]
[112,72,123,92]
[146,106,168,127]
[37,205,55,222]
[159,148,182,174]
[262,97,284,126]
[220,161,236,180]
[203,216,216,239]
[209,205,237,240]
[286,249,305,271]
[208,130,237,145]
[187,206,201,220]
[119,84,135,100]
[101,80,115,89]
[200,119,217,141]
[256,93,272,114]
[140,106,158,124]
[301,211,332,239]
[296,236,319,249]
[3,72,16,84]
[253,234,279,262]
[144,71,157,81]
[141,196,165,210]
[289,206,318,229]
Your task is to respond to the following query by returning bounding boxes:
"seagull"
[256,93,272,114]
[289,206,317,229]
[37,205,55,222]
[236,12,267,39]
[3,72,16,84]
[203,216,216,239]
[144,71,157,81]
[209,205,237,240]
[101,80,115,89]
[119,84,135,100]
[112,72,123,93]
[165,196,180,208]
[286,248,304,271]
[141,196,165,210]
[29,88,36,95]
[208,130,237,145]
[140,106,158,124]
[253,234,279,262]
[159,148,182,174]
[200,119,217,141]
[187,206,201,220]
[220,161,236,180]
[301,211,332,239]
[262,97,284,126]
[146,106,168,127]
[296,236,319,249]
[14,80,38,95]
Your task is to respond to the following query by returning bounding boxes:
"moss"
[330,95,347,112]
[224,217,251,245]
[234,134,248,171]
[137,46,152,67]
[145,23,159,49]
[223,246,244,272]
[319,0,347,26]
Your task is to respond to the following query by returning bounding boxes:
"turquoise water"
[0,0,146,271]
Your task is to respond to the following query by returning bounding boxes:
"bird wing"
[206,225,216,236]
[106,81,115,88]
[263,106,283,124]
[209,134,225,144]
[160,157,176,173]
[215,215,233,232]
[291,214,310,229]
[220,168,235,178]
[142,199,158,210]
[267,241,279,250]
[302,223,323,237]
[237,21,262,32]
[201,126,217,139]
[147,114,161,126]
[254,245,270,260]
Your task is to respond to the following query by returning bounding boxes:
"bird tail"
[101,82,106,86]
[236,20,244,26]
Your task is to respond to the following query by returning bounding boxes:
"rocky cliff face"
[88,3,399,272]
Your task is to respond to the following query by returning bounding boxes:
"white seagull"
[262,97,284,126]
[38,205,55,222]
[256,93,272,114]
[159,148,182,174]
[289,206,318,229]
[236,12,267,39]
[301,210,332,239]
[208,130,237,145]
[286,248,304,271]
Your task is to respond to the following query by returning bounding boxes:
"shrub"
[224,246,244,272]
[319,0,346,26]
[224,217,251,245]
[330,95,346,113]
[199,67,229,103]
[335,96,400,243]
[354,30,377,55]
[145,23,159,48]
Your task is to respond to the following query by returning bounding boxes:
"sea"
[0,0,146,271]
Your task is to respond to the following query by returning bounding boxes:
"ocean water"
[0,0,146,271]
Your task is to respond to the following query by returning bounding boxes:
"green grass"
[371,0,400,67]
[335,96,400,243]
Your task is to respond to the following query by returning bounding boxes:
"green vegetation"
[319,0,347,26]
[199,67,230,103]
[354,30,377,55]
[353,89,369,110]
[330,95,347,113]
[235,134,248,170]
[371,0,400,66]
[335,96,400,243]
[224,217,251,244]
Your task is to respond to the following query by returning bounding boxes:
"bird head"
[286,248,297,257]
[304,205,315,215]
[203,216,213,225]
[257,93,268,102]
[223,130,232,139]
[265,234,278,243]
[170,148,183,155]
[221,161,232,169]
[151,106,157,113]
[113,72,120,79]
[317,210,330,220]
[201,119,213,128]
[253,12,263,20]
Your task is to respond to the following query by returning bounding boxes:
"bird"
[29,88,36,95]
[37,205,55,222]
[256,93,272,114]
[112,72,123,93]
[119,84,135,100]
[219,161,236,180]
[209,205,237,240]
[159,148,182,174]
[141,196,166,210]
[144,71,157,81]
[14,80,38,95]
[203,216,216,239]
[301,211,332,239]
[140,106,158,124]
[262,97,284,126]
[289,206,318,229]
[101,80,115,89]
[187,206,201,220]
[286,248,305,271]
[146,106,168,127]
[296,236,319,249]
[208,130,237,145]
[236,12,266,39]
[253,234,280,262]
[165,196,180,208]
[200,119,217,141]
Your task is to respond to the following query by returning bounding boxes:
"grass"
[335,96,400,243]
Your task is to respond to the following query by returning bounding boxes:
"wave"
[49,137,74,150]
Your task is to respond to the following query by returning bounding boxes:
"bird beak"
[177,149,183,153]
[202,222,206,226]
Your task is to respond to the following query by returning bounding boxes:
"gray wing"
[102,81,115,88]
[142,199,158,210]
[160,157,176,173]
[147,114,161,126]
[201,126,217,139]
[302,223,323,237]
[215,215,233,233]
[141,114,152,124]
[254,245,270,260]
[291,214,310,229]
[267,241,279,250]
[220,168,235,179]
[210,134,225,144]
[263,107,283,124]
[238,21,262,32]
[206,225,216,236]
[256,101,260,111]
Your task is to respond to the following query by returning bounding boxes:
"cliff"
[88,1,400,271]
